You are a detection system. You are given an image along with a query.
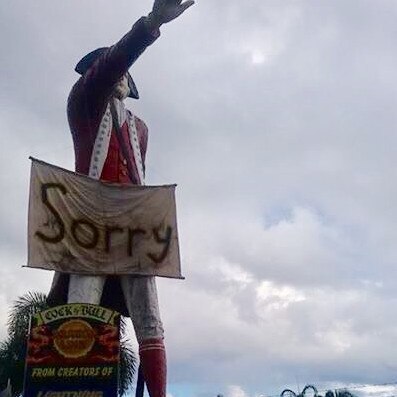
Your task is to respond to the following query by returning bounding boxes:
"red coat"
[48,17,159,316]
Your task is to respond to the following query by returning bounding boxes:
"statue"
[46,1,194,396]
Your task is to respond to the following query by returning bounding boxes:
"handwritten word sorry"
[35,183,172,263]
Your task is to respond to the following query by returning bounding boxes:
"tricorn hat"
[75,47,139,99]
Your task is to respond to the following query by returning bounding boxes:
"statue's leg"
[67,274,106,304]
[120,276,166,397]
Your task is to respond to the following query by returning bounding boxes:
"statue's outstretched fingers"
[180,0,195,12]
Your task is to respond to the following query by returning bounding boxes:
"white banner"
[28,158,182,278]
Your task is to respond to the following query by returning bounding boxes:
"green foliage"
[0,291,48,396]
[0,292,137,397]
[7,292,49,339]
[119,333,138,396]
[0,337,26,396]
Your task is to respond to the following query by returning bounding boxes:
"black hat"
[75,47,139,99]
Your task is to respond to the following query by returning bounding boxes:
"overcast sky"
[1,1,397,396]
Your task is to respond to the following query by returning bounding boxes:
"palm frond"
[0,337,27,397]
[7,291,48,338]
[119,338,138,396]
[118,316,139,396]
[119,316,130,337]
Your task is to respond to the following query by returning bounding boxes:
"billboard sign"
[23,303,120,397]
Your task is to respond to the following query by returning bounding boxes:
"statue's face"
[113,74,130,100]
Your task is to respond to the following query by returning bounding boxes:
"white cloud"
[227,385,249,397]
[356,384,397,397]
[257,281,306,310]
[250,51,266,65]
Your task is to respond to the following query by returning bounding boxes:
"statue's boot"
[139,338,167,397]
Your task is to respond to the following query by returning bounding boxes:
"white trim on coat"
[88,101,145,185]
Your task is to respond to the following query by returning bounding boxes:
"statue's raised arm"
[67,0,195,177]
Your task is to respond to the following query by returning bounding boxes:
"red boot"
[139,338,167,397]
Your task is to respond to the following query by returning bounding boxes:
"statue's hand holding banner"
[28,158,182,279]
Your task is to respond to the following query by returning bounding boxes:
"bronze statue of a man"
[47,1,194,396]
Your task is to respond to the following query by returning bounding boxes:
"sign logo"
[53,319,96,358]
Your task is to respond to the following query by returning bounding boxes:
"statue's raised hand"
[147,0,195,30]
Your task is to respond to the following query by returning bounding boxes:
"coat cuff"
[142,14,161,39]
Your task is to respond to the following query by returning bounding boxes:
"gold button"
[122,159,127,165]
